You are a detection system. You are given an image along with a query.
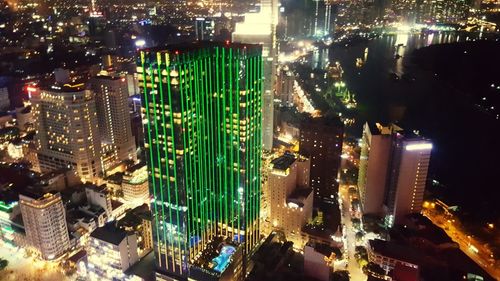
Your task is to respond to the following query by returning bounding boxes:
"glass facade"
[137,42,263,279]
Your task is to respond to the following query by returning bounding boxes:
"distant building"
[299,116,343,206]
[31,83,102,183]
[0,87,9,111]
[233,0,278,151]
[268,152,313,248]
[358,122,432,226]
[276,67,295,106]
[87,223,139,281]
[91,71,137,169]
[19,192,71,260]
[194,17,215,41]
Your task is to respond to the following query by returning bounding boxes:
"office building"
[194,17,215,41]
[31,83,102,183]
[137,41,263,279]
[267,152,313,248]
[19,192,71,260]
[299,116,343,206]
[91,71,137,167]
[87,223,139,281]
[233,0,278,151]
[358,123,432,226]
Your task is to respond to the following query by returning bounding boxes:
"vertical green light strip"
[150,55,169,272]
[157,52,175,271]
[178,60,193,263]
[140,52,163,268]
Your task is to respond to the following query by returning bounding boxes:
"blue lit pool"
[211,245,236,273]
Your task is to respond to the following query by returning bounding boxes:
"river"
[311,31,500,221]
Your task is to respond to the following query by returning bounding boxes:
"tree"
[0,258,8,270]
[331,270,350,281]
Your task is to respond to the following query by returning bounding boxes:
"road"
[0,240,72,281]
[423,207,500,280]
[339,184,367,281]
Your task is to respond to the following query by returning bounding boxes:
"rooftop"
[141,41,261,54]
[90,223,127,246]
[369,239,422,266]
[270,152,296,171]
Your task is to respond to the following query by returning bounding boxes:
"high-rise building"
[267,152,313,248]
[91,71,137,167]
[358,123,432,226]
[233,0,278,151]
[194,17,215,41]
[31,83,102,183]
[137,42,263,280]
[299,116,343,206]
[19,192,70,260]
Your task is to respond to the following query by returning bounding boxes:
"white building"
[31,83,102,183]
[358,122,432,226]
[122,164,149,205]
[91,71,137,168]
[87,224,139,281]
[19,192,71,260]
[267,152,313,248]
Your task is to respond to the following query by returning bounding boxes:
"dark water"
[317,32,500,221]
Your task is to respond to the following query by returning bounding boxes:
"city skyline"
[0,0,499,280]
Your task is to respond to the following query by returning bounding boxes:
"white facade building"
[31,83,102,183]
[19,192,70,260]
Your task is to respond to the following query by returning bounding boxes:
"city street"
[0,241,72,281]
[339,184,367,281]
[423,207,500,280]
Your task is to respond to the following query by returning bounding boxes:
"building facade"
[299,116,343,206]
[232,0,278,151]
[358,123,432,226]
[267,152,313,248]
[91,71,137,167]
[138,42,263,279]
[19,192,70,260]
[87,224,139,281]
[31,84,102,183]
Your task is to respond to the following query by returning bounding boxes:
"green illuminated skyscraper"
[137,42,263,280]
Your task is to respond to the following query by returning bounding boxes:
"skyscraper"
[31,83,102,183]
[91,71,137,166]
[358,122,432,226]
[299,116,344,207]
[233,0,278,151]
[137,42,263,280]
[19,192,70,260]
